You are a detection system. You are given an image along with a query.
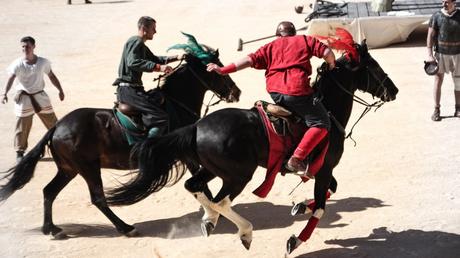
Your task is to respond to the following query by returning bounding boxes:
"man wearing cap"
[426,0,460,121]
[207,21,335,175]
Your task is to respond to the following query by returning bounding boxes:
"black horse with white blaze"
[106,40,399,252]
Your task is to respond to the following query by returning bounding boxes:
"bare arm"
[426,27,436,61]
[206,56,253,75]
[48,70,65,101]
[1,74,16,104]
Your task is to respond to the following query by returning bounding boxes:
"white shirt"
[6,56,54,117]
[7,56,51,94]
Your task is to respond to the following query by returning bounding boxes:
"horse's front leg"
[287,167,333,254]
[291,176,337,215]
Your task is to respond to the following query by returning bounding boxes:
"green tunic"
[429,10,460,55]
[116,36,167,85]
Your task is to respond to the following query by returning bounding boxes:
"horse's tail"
[0,126,56,202]
[106,124,197,206]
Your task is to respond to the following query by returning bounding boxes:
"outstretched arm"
[206,56,253,75]
[1,74,16,104]
[48,70,65,101]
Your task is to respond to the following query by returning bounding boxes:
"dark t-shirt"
[116,36,166,85]
[429,9,460,55]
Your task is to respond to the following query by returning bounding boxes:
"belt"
[118,82,143,88]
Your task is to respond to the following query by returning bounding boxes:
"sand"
[0,1,459,257]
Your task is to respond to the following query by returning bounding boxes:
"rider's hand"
[160,65,173,74]
[328,61,336,70]
[1,94,7,104]
[206,63,223,75]
[177,53,187,60]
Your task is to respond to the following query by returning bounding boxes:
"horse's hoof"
[125,228,139,237]
[52,231,68,240]
[200,221,214,237]
[241,237,251,250]
[291,202,307,216]
[286,235,301,254]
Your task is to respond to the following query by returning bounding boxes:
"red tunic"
[248,35,328,96]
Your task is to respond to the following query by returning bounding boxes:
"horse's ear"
[215,49,219,57]
[360,39,368,53]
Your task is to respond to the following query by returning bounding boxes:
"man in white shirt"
[1,36,65,162]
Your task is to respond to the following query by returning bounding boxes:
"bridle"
[153,56,235,117]
[322,61,390,145]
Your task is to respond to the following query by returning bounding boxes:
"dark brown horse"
[0,35,240,239]
[105,40,399,251]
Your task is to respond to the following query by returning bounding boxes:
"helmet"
[276,21,296,37]
[424,61,439,76]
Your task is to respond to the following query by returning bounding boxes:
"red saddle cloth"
[252,103,304,198]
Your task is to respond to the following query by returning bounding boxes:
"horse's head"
[168,32,241,103]
[350,40,399,102]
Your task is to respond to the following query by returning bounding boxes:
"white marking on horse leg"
[313,208,324,219]
[192,192,220,226]
[211,196,253,244]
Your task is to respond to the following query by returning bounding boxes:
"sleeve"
[305,36,328,58]
[126,40,158,72]
[7,59,19,76]
[248,44,269,70]
[42,58,52,75]
[428,13,438,30]
[145,47,167,65]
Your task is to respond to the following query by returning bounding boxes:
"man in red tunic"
[207,21,336,177]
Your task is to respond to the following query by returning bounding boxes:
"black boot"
[85,0,92,3]
[16,151,24,164]
[455,105,460,118]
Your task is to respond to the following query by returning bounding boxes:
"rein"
[324,66,386,145]
[186,65,224,116]
[152,58,229,118]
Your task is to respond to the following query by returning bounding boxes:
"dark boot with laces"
[455,105,460,118]
[16,151,24,164]
[431,107,441,121]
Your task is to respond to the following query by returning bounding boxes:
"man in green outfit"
[113,16,183,137]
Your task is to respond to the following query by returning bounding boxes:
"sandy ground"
[0,0,459,257]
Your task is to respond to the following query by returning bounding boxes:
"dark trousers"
[269,92,330,130]
[117,86,169,133]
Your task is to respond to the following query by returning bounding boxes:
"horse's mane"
[167,32,216,64]
[159,32,217,88]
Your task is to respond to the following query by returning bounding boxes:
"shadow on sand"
[69,0,132,5]
[36,197,388,239]
[296,227,460,258]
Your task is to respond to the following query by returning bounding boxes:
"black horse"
[0,34,240,239]
[106,40,399,250]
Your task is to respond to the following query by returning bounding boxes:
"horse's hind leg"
[184,167,219,236]
[80,164,137,236]
[42,168,77,239]
[211,180,253,250]
[190,178,253,250]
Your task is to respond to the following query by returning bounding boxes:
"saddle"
[113,102,147,145]
[254,100,303,137]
